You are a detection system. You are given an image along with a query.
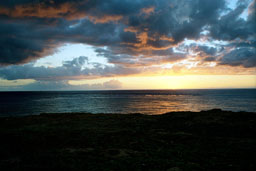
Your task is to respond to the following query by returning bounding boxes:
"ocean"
[0,89,255,116]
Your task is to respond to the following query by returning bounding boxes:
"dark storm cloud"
[95,47,185,67]
[220,47,256,68]
[189,44,218,59]
[0,18,61,65]
[0,0,226,65]
[204,57,216,62]
[248,0,256,31]
[193,45,217,56]
[0,0,149,21]
[209,0,255,41]
[0,0,255,70]
[0,16,125,64]
[0,56,140,80]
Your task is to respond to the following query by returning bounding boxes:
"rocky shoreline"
[0,109,255,170]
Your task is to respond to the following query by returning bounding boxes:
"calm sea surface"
[0,89,255,116]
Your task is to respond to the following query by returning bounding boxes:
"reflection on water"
[0,89,256,116]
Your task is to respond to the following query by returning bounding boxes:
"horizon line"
[1,87,256,92]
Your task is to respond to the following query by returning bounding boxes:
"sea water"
[0,89,255,116]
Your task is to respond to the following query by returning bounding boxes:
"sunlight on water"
[0,89,256,116]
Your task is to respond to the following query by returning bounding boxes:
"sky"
[0,0,255,90]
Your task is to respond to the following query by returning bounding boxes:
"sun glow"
[69,75,256,90]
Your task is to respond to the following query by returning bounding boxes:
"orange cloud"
[123,31,174,51]
[160,35,174,42]
[123,28,176,51]
[88,15,123,24]
[0,2,122,23]
[140,7,155,15]
[124,26,138,33]
[0,3,85,19]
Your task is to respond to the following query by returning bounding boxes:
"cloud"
[219,47,256,68]
[103,80,122,89]
[0,79,123,91]
[0,0,129,21]
[0,0,255,83]
[191,45,217,56]
[0,0,228,65]
[140,7,155,16]
[0,56,140,80]
[95,47,185,67]
[63,56,88,68]
[0,18,62,65]
[204,57,216,62]
[209,1,255,41]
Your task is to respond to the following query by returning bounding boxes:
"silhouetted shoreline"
[0,109,255,170]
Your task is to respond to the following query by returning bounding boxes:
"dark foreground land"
[0,109,256,171]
